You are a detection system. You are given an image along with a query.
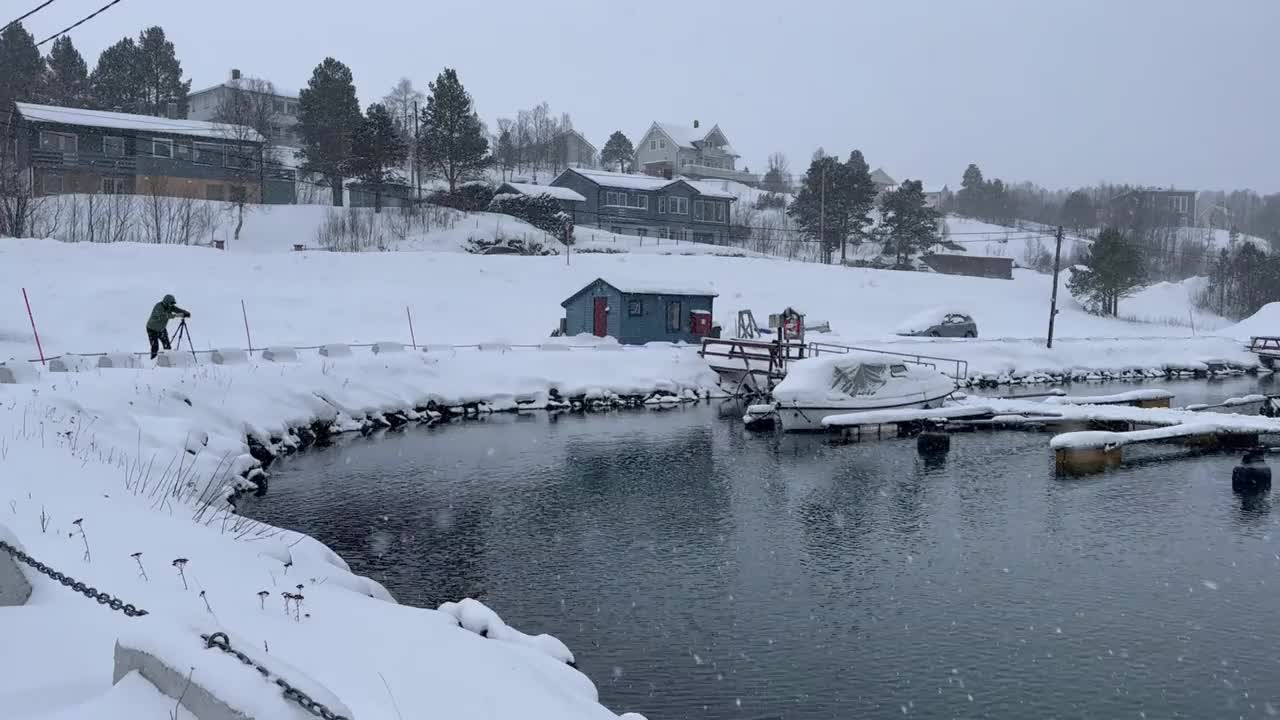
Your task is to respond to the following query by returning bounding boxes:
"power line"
[2,0,55,35]
[36,0,124,46]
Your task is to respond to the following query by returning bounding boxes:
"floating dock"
[820,393,1280,474]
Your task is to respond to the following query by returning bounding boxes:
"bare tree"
[212,76,275,243]
[382,77,423,187]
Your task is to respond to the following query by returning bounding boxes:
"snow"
[653,122,705,149]
[771,353,955,407]
[1044,389,1175,405]
[609,282,718,297]
[894,307,969,334]
[560,167,736,199]
[822,404,996,427]
[1224,302,1280,340]
[498,182,587,203]
[16,102,266,144]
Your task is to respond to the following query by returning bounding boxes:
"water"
[243,378,1280,719]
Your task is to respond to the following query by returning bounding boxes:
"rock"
[0,361,38,384]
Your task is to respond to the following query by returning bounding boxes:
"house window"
[660,139,666,149]
[693,200,705,221]
[649,139,656,150]
[175,142,192,160]
[103,136,124,157]
[101,177,128,194]
[604,191,625,207]
[42,173,64,194]
[626,194,648,210]
[658,196,667,214]
[628,299,644,317]
[206,184,225,201]
[666,301,683,332]
[273,99,286,114]
[39,131,77,153]
[152,139,173,158]
[669,197,688,215]
[657,227,670,239]
[610,226,623,234]
[194,143,222,165]
[716,203,726,222]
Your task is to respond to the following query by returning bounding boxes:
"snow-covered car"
[895,308,979,338]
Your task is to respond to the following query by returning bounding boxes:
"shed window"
[103,136,124,157]
[666,301,683,332]
[151,138,173,158]
[628,299,644,317]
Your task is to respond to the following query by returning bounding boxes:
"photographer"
[145,294,191,359]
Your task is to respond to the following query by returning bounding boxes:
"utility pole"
[413,100,421,203]
[1046,225,1064,349]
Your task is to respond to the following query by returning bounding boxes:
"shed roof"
[561,278,718,307]
[496,182,586,203]
[15,102,266,144]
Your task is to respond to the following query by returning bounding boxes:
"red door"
[592,297,608,337]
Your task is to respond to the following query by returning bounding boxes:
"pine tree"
[787,155,843,261]
[44,36,90,108]
[1061,190,1094,231]
[0,23,46,109]
[1067,227,1145,316]
[134,27,190,116]
[417,68,490,193]
[958,163,984,217]
[600,131,635,173]
[879,180,939,266]
[347,103,408,212]
[297,57,363,206]
[89,37,141,112]
[842,150,879,256]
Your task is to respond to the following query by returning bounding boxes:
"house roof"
[556,167,737,200]
[649,122,739,157]
[561,277,718,306]
[559,128,596,153]
[497,182,586,203]
[15,102,266,144]
[870,168,897,186]
[189,81,300,100]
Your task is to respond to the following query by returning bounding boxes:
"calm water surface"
[244,377,1280,719]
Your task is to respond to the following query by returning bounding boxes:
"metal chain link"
[202,633,350,720]
[0,539,148,617]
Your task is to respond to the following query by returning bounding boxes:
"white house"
[633,121,757,185]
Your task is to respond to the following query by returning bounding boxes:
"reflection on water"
[244,381,1280,720]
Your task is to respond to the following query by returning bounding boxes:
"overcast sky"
[25,0,1280,192]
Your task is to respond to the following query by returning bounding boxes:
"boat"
[769,353,958,431]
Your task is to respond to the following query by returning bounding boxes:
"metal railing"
[807,341,969,381]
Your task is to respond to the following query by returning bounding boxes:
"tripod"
[171,317,197,361]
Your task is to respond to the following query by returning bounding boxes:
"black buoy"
[1232,450,1271,494]
[917,432,951,456]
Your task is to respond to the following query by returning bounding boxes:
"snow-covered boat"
[770,353,958,431]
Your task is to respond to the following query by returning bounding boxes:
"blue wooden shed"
[561,278,717,345]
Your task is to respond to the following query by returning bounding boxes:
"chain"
[202,633,350,720]
[0,539,148,617]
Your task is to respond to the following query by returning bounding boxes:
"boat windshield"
[830,362,888,397]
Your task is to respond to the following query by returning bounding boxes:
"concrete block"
[261,347,298,363]
[371,342,404,355]
[0,525,32,607]
[478,342,511,353]
[0,361,39,384]
[594,344,625,352]
[114,642,253,720]
[155,350,198,368]
[48,358,71,373]
[423,344,454,354]
[211,348,249,365]
[98,353,141,369]
[539,343,571,352]
[319,344,351,358]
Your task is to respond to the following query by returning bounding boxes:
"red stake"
[22,288,46,365]
[406,306,418,349]
[240,299,254,352]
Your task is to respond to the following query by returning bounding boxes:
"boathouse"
[560,278,717,344]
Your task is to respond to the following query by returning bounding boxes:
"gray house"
[561,278,717,344]
[634,121,757,185]
[188,69,301,149]
[550,167,735,243]
[10,101,279,202]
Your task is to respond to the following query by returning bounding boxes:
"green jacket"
[146,297,189,332]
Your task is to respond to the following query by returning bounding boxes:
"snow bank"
[1044,389,1175,405]
[0,347,692,718]
[1224,302,1280,340]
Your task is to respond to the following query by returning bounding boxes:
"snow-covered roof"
[870,168,897,186]
[497,182,586,203]
[613,282,718,297]
[15,102,266,144]
[562,168,737,200]
[655,122,704,149]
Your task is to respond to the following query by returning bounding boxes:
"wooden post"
[1047,225,1063,349]
[406,305,417,349]
[22,288,45,365]
[240,299,253,352]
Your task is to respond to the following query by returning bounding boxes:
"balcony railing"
[680,164,758,184]
[30,149,137,172]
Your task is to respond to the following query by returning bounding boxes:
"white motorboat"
[770,353,958,431]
